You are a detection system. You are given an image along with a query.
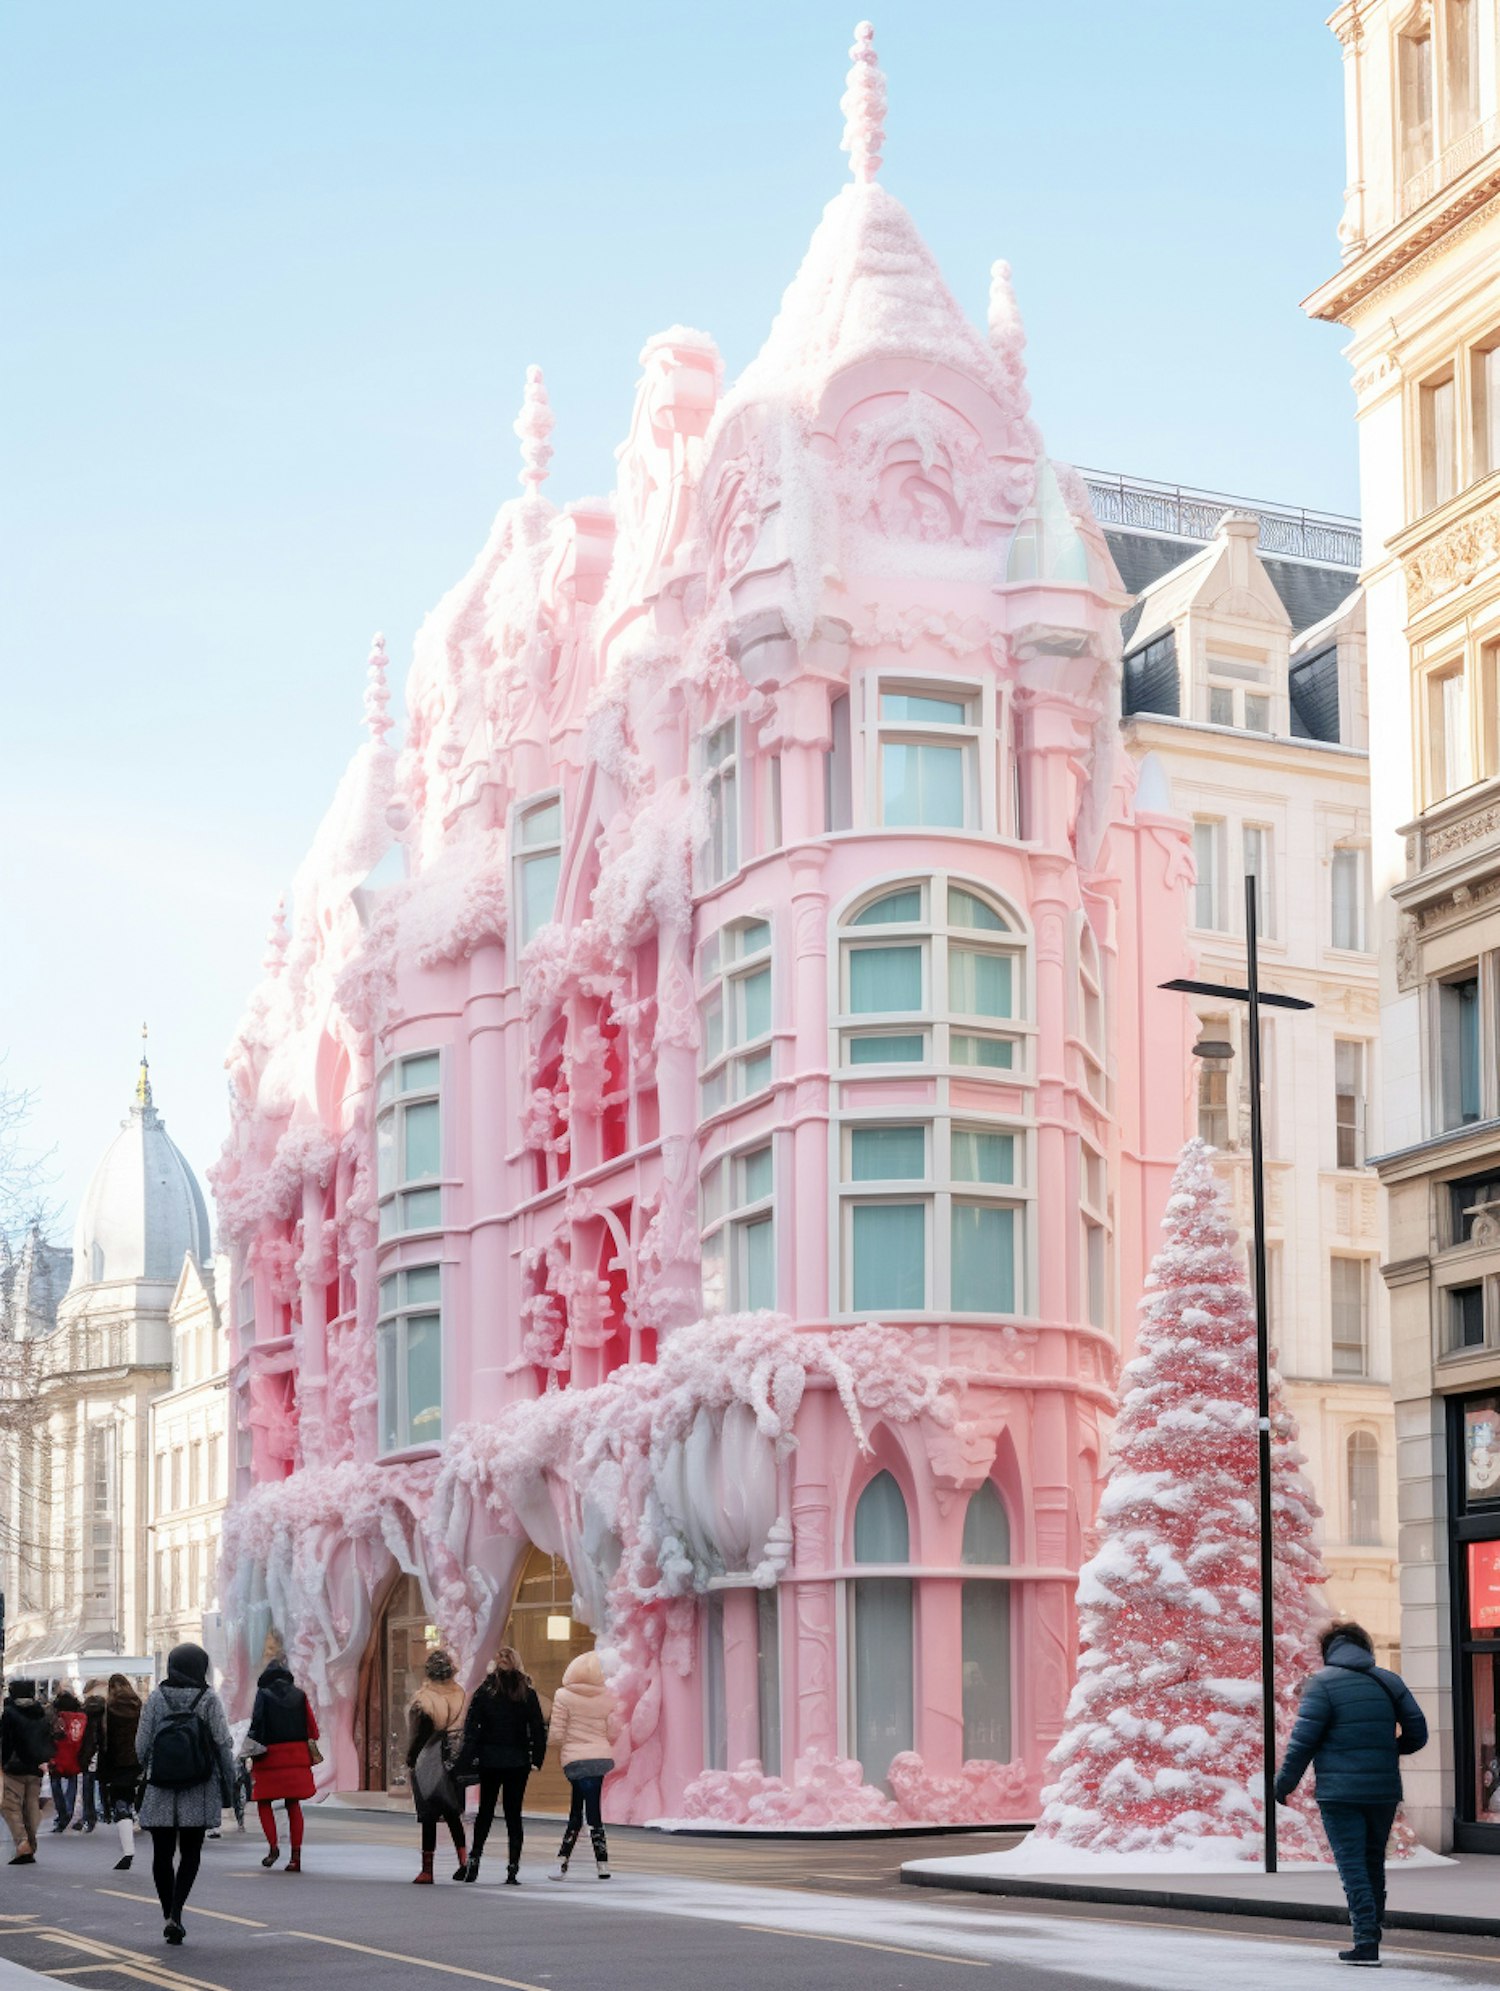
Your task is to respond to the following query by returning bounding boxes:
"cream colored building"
[1087,479,1398,1660]
[0,1056,212,1679]
[1307,0,1500,1851]
[147,1253,231,1674]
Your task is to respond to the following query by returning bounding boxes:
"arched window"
[960,1483,1012,1762]
[1348,1431,1381,1547]
[850,1471,913,1788]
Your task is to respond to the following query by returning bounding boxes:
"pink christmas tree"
[1035,1138,1327,1860]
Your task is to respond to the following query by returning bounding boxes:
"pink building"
[216,26,1194,1826]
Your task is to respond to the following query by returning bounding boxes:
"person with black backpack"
[135,1645,235,1946]
[1,1678,56,1863]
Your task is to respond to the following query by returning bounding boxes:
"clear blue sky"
[2,1,1353,1228]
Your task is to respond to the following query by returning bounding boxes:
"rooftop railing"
[1079,469,1362,569]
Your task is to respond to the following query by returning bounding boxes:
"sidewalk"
[901,1848,1500,1938]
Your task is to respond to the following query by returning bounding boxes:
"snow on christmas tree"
[1033,1137,1327,1861]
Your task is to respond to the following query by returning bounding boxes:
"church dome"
[69,1053,211,1291]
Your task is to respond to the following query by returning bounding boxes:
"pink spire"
[262,896,289,976]
[988,260,1026,365]
[514,364,555,496]
[840,21,885,186]
[363,631,392,744]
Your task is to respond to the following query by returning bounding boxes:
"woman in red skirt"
[246,1660,318,1871]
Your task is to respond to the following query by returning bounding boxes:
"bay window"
[700,1141,775,1314]
[377,1052,443,1239]
[515,796,563,946]
[700,919,774,1113]
[841,1118,1022,1316]
[376,1263,443,1454]
[876,684,978,829]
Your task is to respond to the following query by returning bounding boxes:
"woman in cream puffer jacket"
[547,1652,615,1880]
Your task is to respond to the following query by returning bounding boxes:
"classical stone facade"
[146,1253,231,1674]
[1308,0,1500,1851]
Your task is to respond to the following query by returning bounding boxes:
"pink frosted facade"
[216,30,1195,1825]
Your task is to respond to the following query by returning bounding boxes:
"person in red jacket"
[47,1689,88,1833]
[246,1660,318,1872]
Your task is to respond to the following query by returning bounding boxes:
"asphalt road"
[2,1808,1497,1991]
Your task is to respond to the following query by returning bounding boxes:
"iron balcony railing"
[1401,112,1500,217]
[1078,469,1362,569]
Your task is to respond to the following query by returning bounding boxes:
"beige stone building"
[146,1253,231,1674]
[1307,0,1500,1851]
[1085,475,1399,1660]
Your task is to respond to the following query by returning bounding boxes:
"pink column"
[467,942,509,1420]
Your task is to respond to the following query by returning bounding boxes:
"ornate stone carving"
[1404,492,1500,612]
[1425,800,1500,861]
[1396,912,1421,990]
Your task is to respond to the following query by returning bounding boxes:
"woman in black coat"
[456,1646,546,1884]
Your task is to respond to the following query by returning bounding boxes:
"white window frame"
[1205,653,1272,733]
[376,1051,444,1240]
[699,1139,776,1315]
[1192,820,1224,932]
[376,1262,444,1456]
[868,677,987,833]
[514,793,563,948]
[1346,1428,1381,1547]
[1330,845,1368,953]
[1242,823,1275,940]
[701,721,740,886]
[1331,1255,1370,1378]
[698,919,774,1116]
[1335,1038,1367,1169]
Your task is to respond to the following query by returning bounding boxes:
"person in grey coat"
[135,1645,236,1947]
[1275,1621,1428,1969]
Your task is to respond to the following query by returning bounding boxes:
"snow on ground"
[287,1839,1485,1987]
[911,1835,1454,1876]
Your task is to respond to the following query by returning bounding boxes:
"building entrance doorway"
[501,1547,595,1815]
[362,1573,436,1793]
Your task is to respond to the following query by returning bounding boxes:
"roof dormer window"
[1206,655,1271,733]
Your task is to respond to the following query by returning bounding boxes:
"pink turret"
[840,20,885,184]
[514,363,554,495]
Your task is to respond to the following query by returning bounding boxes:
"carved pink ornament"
[515,363,555,495]
[363,632,392,745]
[840,21,885,185]
[262,896,289,977]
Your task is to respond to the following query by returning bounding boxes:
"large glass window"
[1347,1430,1381,1547]
[376,1264,443,1454]
[960,1483,1012,1762]
[1428,663,1473,801]
[1422,373,1458,512]
[1439,973,1482,1129]
[377,1052,443,1239]
[850,1473,913,1788]
[515,796,563,947]
[699,920,775,1114]
[876,685,977,829]
[700,1141,775,1315]
[702,722,739,885]
[842,1120,1022,1316]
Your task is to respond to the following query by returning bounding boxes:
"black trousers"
[471,1770,530,1861]
[1319,1800,1399,1948]
[419,1809,466,1856]
[149,1827,205,1922]
[565,1774,605,1834]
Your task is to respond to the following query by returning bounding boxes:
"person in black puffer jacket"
[1275,1621,1427,1969]
[455,1646,546,1884]
[1,1680,55,1862]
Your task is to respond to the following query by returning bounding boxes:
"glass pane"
[702,992,724,1065]
[700,1160,726,1227]
[851,1126,926,1181]
[849,945,922,1014]
[739,1049,772,1095]
[377,1323,399,1455]
[1332,850,1361,950]
[952,1203,1015,1313]
[756,1588,781,1778]
[951,947,1012,1019]
[701,1068,728,1115]
[952,1130,1015,1185]
[948,888,1007,931]
[880,691,969,724]
[849,1033,926,1065]
[852,1204,926,1311]
[378,1065,397,1105]
[703,1594,727,1771]
[1348,1433,1380,1546]
[379,1197,398,1241]
[852,888,923,927]
[521,849,562,941]
[1193,822,1218,929]
[520,799,562,847]
[961,1483,1011,1565]
[1209,686,1234,725]
[700,1232,726,1316]
[403,1099,440,1180]
[1244,693,1269,732]
[1463,1397,1500,1501]
[1468,1650,1500,1824]
[402,1186,442,1231]
[404,1264,441,1306]
[405,1313,443,1444]
[882,742,966,828]
[742,1217,775,1311]
[376,1108,397,1195]
[854,1471,910,1561]
[705,722,735,768]
[737,919,771,956]
[378,1274,398,1315]
[738,967,772,1041]
[951,1033,1014,1069]
[962,1582,1011,1762]
[400,1052,440,1093]
[740,1146,773,1204]
[852,1577,913,1788]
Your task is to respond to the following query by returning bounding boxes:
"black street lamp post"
[1162,871,1313,1874]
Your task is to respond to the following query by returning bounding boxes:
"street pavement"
[2,1808,1497,1989]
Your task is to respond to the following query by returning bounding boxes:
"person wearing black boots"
[545,1652,616,1881]
[406,1651,468,1884]
[455,1646,546,1884]
[135,1644,236,1946]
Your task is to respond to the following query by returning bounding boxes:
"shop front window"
[1452,1391,1500,1842]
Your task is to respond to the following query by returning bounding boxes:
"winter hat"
[424,1649,455,1681]
[166,1643,210,1689]
[7,1679,37,1701]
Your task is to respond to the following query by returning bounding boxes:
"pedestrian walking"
[99,1675,143,1871]
[46,1688,88,1831]
[455,1645,546,1884]
[246,1657,319,1872]
[135,1644,236,1946]
[546,1651,615,1880]
[1275,1621,1428,1969]
[77,1684,107,1832]
[1,1679,55,1864]
[406,1649,468,1884]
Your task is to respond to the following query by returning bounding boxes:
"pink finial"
[262,896,289,976]
[988,261,1025,359]
[840,21,885,185]
[515,364,555,495]
[363,631,393,744]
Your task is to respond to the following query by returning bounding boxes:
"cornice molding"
[1306,170,1500,325]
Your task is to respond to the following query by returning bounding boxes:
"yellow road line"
[738,1922,988,1966]
[92,1887,266,1930]
[287,1929,552,1990]
[29,1927,228,1991]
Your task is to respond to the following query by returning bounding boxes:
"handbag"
[307,1739,323,1767]
[412,1732,461,1817]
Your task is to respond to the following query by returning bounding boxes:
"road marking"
[28,1926,229,1991]
[287,1929,552,1989]
[737,1922,988,1966]
[92,1888,267,1931]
